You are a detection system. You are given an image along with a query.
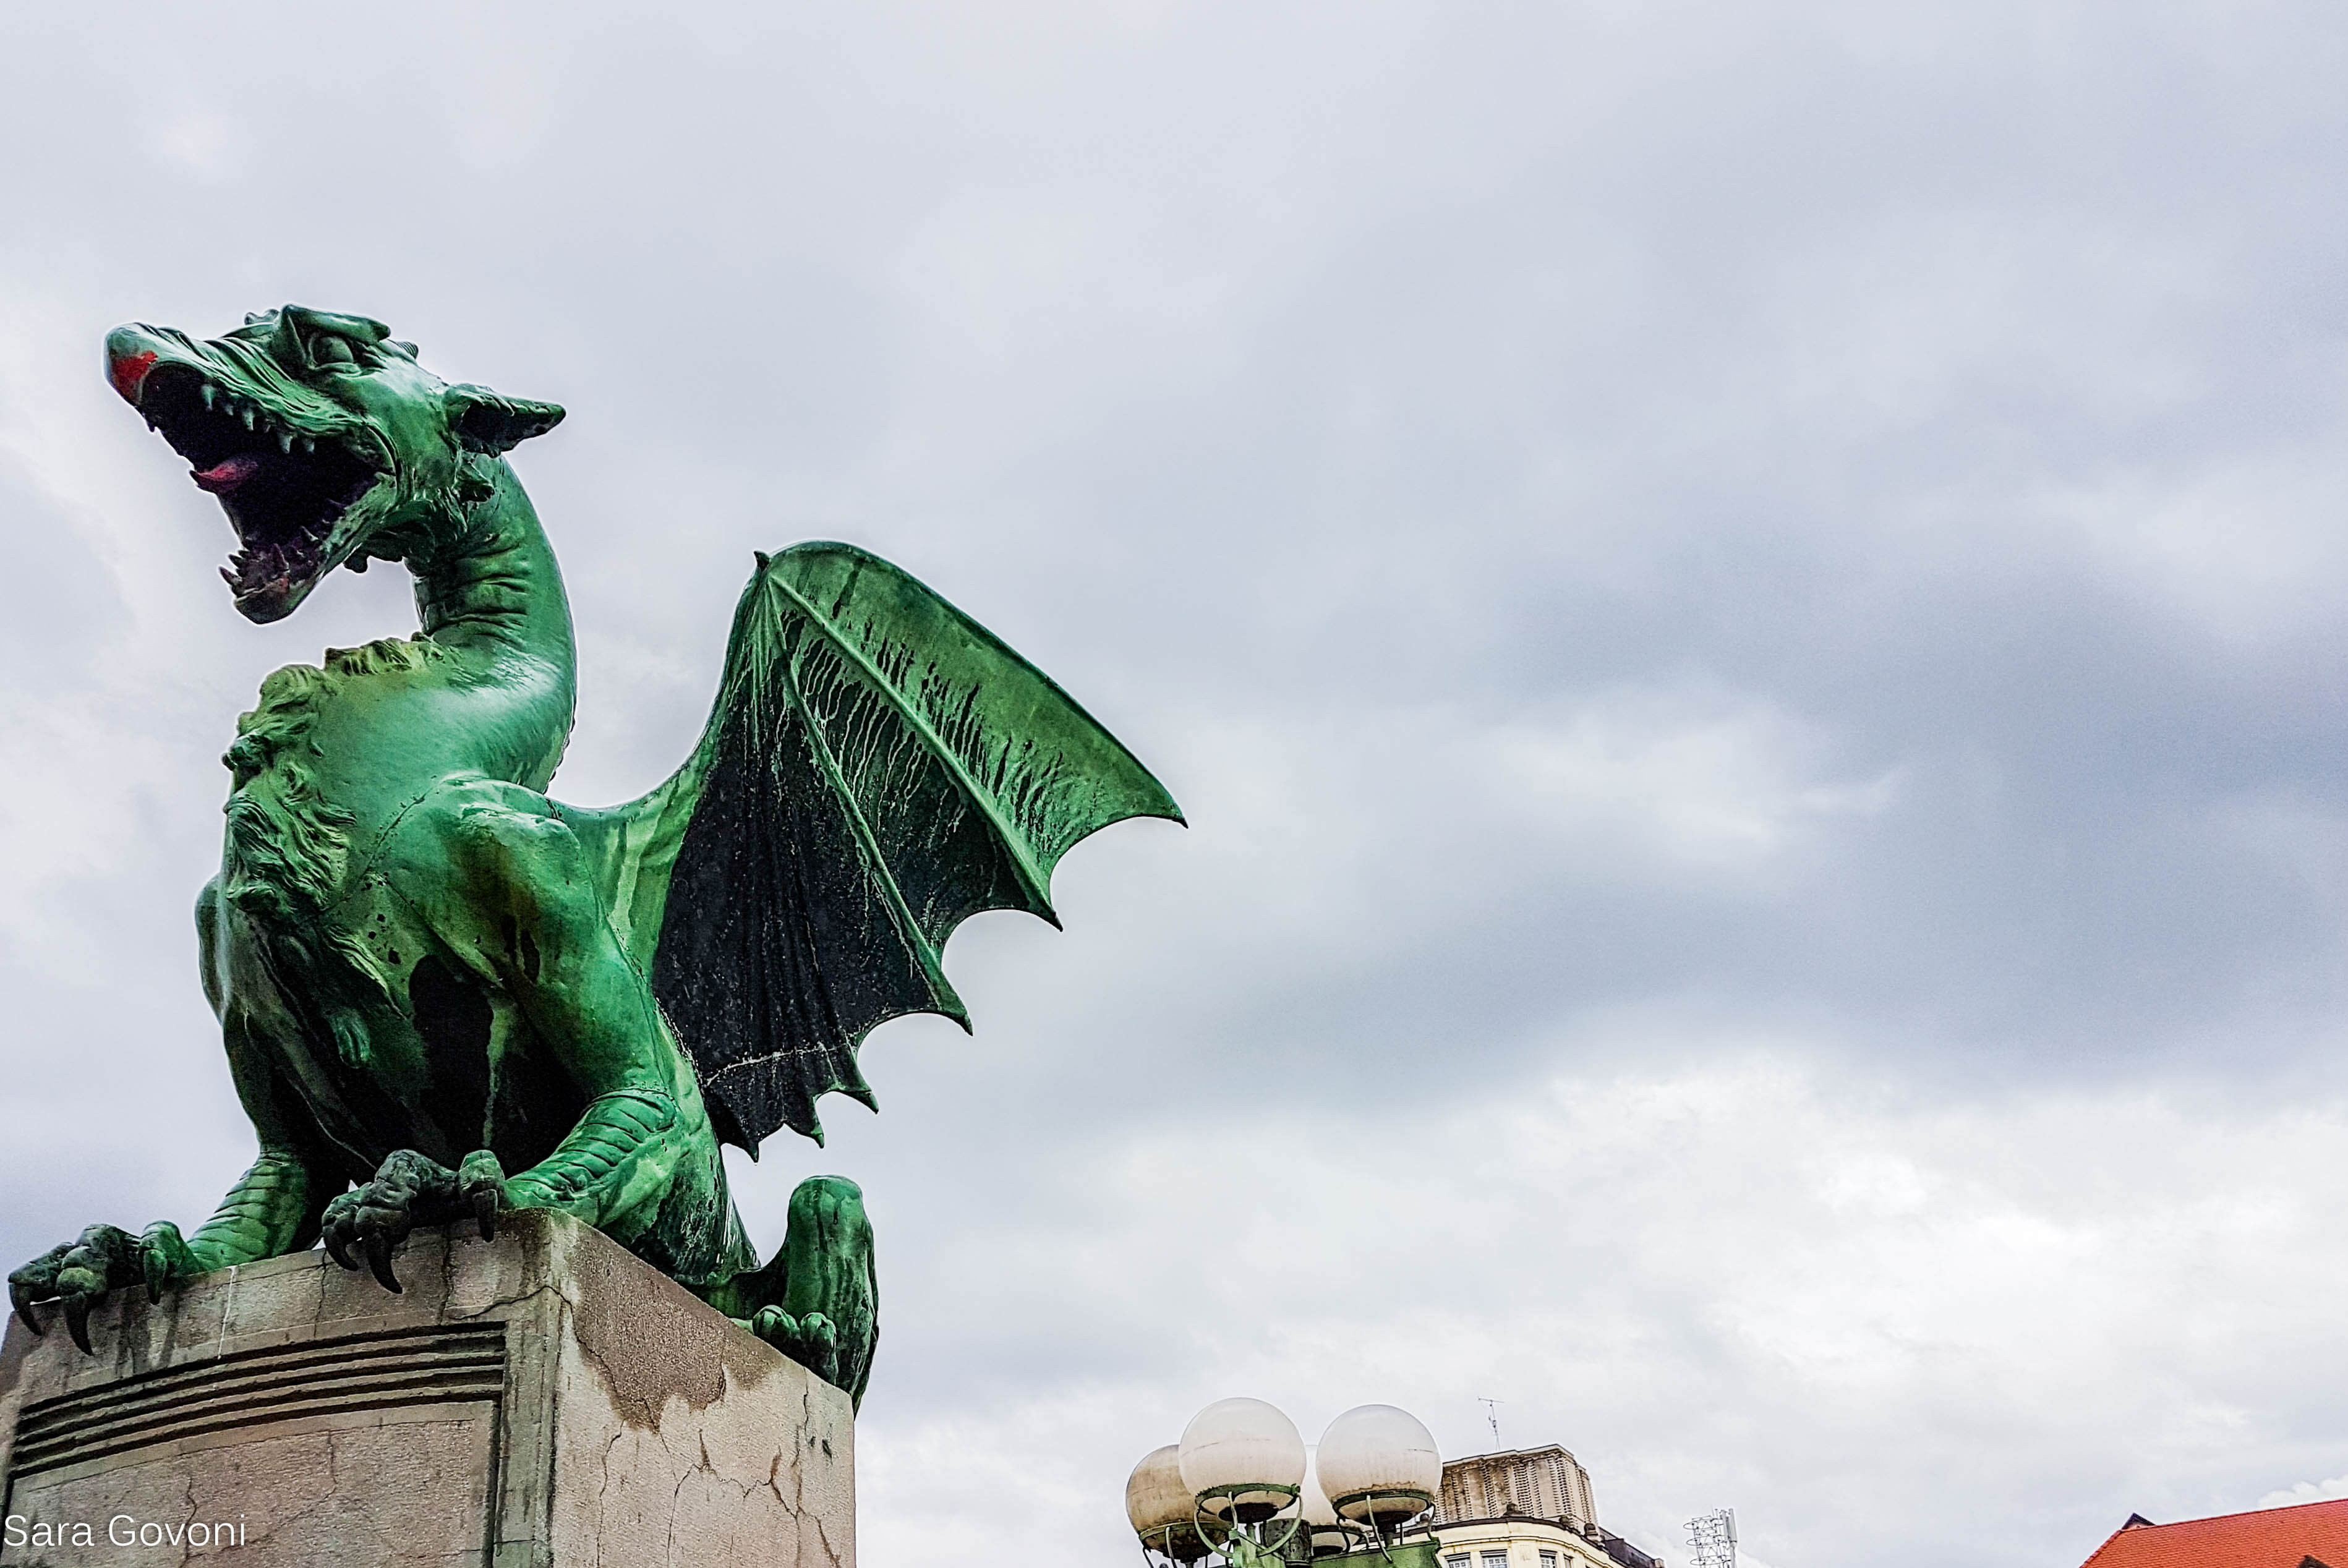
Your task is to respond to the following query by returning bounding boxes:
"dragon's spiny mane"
[221,637,446,927]
[323,637,448,680]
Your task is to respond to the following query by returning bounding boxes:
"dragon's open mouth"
[139,364,383,620]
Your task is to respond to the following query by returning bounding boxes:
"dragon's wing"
[558,542,1181,1151]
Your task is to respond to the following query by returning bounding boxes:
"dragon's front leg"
[321,786,721,1292]
[12,891,342,1353]
[9,1148,319,1352]
[318,1093,692,1290]
[708,1174,879,1408]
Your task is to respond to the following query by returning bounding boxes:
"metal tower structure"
[1686,1509,1737,1568]
[1475,1398,1504,1446]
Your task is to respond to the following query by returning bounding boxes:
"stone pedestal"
[0,1211,853,1567]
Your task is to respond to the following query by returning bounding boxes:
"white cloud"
[2036,448,2348,649]
[839,1049,2348,1567]
[2260,1475,2348,1510]
[1492,688,1902,874]
[147,111,246,183]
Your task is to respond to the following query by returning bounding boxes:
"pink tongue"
[191,454,265,493]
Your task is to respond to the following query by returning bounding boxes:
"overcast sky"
[7,4,2348,1565]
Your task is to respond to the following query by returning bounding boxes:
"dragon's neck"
[401,460,578,786]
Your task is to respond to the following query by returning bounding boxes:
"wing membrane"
[563,543,1180,1149]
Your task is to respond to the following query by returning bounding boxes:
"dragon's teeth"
[239,406,256,430]
[277,430,294,454]
[297,437,313,455]
[200,384,216,411]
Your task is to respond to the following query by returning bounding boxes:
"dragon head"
[105,307,563,623]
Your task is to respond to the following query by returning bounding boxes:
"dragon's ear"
[444,384,565,454]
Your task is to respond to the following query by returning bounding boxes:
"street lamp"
[1128,1446,1211,1564]
[1315,1404,1441,1549]
[1177,1398,1305,1567]
[1131,1399,1441,1565]
[1301,1449,1355,1558]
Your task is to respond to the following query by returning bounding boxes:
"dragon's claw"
[140,1221,201,1305]
[364,1229,403,1294]
[321,1181,420,1293]
[322,1149,510,1293]
[458,1150,508,1243]
[9,1245,68,1337]
[62,1290,96,1355]
[11,1279,44,1337]
[746,1306,843,1386]
[10,1227,145,1355]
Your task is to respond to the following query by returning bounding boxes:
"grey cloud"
[7,3,2348,1566]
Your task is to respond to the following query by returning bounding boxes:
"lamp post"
[1131,1399,1441,1566]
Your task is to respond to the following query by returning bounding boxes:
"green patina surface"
[8,306,1180,1410]
[1309,1547,1444,1568]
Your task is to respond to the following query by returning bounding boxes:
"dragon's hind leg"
[710,1176,878,1410]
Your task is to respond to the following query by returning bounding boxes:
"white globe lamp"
[1178,1398,1306,1526]
[1127,1445,1210,1564]
[1300,1447,1353,1556]
[1316,1404,1441,1533]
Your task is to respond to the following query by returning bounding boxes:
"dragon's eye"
[310,335,356,368]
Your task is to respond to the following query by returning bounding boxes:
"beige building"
[1440,1447,1600,1530]
[1398,1446,1665,1568]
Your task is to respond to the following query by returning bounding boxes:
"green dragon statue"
[6,306,1179,1410]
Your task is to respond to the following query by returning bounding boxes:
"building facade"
[1439,1448,1601,1532]
[1398,1447,1664,1568]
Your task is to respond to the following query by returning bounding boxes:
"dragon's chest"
[215,891,544,1170]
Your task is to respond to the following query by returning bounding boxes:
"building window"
[1540,1555,1559,1568]
[1445,1557,1471,1568]
[1482,1553,1509,1568]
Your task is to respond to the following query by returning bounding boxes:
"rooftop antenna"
[1687,1508,1737,1568]
[1475,1398,1504,1447]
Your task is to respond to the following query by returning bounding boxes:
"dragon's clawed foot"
[748,1306,842,1386]
[7,1224,171,1353]
[321,1149,508,1293]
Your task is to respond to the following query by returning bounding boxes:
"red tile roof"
[2080,1499,2348,1568]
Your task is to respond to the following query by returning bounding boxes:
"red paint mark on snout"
[109,350,159,404]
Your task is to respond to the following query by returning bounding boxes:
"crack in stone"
[173,1467,198,1568]
[766,1450,804,1520]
